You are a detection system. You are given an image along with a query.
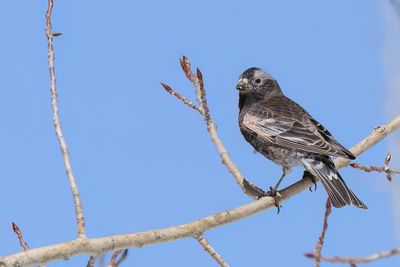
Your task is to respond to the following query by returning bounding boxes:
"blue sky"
[0,1,398,266]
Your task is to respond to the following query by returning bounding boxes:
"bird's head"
[236,67,282,97]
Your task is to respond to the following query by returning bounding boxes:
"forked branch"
[350,152,399,181]
[161,56,266,199]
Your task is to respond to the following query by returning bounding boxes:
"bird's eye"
[254,78,262,84]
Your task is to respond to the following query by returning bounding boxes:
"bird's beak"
[236,78,247,91]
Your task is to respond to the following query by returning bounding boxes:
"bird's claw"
[303,171,317,192]
[309,181,317,192]
[309,176,317,192]
[258,186,282,214]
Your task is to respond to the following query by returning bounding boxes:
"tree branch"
[0,112,399,266]
[162,56,266,199]
[86,256,98,267]
[161,83,201,113]
[195,234,229,267]
[305,247,400,264]
[306,155,399,266]
[108,249,128,267]
[12,223,30,252]
[350,152,399,181]
[11,223,46,267]
[45,0,86,238]
[312,199,332,267]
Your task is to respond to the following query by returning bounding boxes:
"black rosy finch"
[236,67,366,209]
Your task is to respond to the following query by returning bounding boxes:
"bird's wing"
[307,117,356,159]
[242,98,355,159]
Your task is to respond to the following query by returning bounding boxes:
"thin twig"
[12,222,29,251]
[11,223,46,267]
[350,152,399,181]
[45,0,86,238]
[196,68,212,124]
[108,249,128,267]
[195,234,229,267]
[115,250,128,267]
[179,56,205,114]
[108,250,121,267]
[161,83,201,112]
[312,199,332,267]
[86,255,98,267]
[305,247,400,264]
[162,56,266,199]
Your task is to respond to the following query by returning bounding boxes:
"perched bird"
[236,67,367,209]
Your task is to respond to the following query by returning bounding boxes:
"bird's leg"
[302,170,317,192]
[273,172,286,191]
[258,168,288,214]
[267,172,285,213]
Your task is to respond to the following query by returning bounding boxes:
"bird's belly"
[260,146,302,167]
[241,127,303,167]
[248,136,302,167]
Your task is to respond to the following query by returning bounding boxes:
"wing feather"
[242,97,355,159]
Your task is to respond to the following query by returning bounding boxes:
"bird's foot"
[302,171,317,192]
[258,186,282,214]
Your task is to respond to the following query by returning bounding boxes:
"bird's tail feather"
[301,157,367,209]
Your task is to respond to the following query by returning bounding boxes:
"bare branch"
[350,152,399,181]
[161,83,201,113]
[179,56,197,83]
[305,247,400,264]
[195,234,229,267]
[312,199,332,267]
[11,223,46,267]
[109,250,120,267]
[307,194,399,266]
[162,56,265,199]
[12,223,29,251]
[108,249,128,267]
[0,114,399,266]
[115,250,128,266]
[45,0,86,238]
[196,68,212,124]
[86,256,98,267]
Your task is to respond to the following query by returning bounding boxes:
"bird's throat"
[238,92,264,111]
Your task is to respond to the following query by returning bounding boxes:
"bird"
[236,67,367,209]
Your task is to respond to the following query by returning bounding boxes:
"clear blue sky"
[0,1,398,266]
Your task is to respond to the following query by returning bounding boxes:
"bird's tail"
[301,157,367,209]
